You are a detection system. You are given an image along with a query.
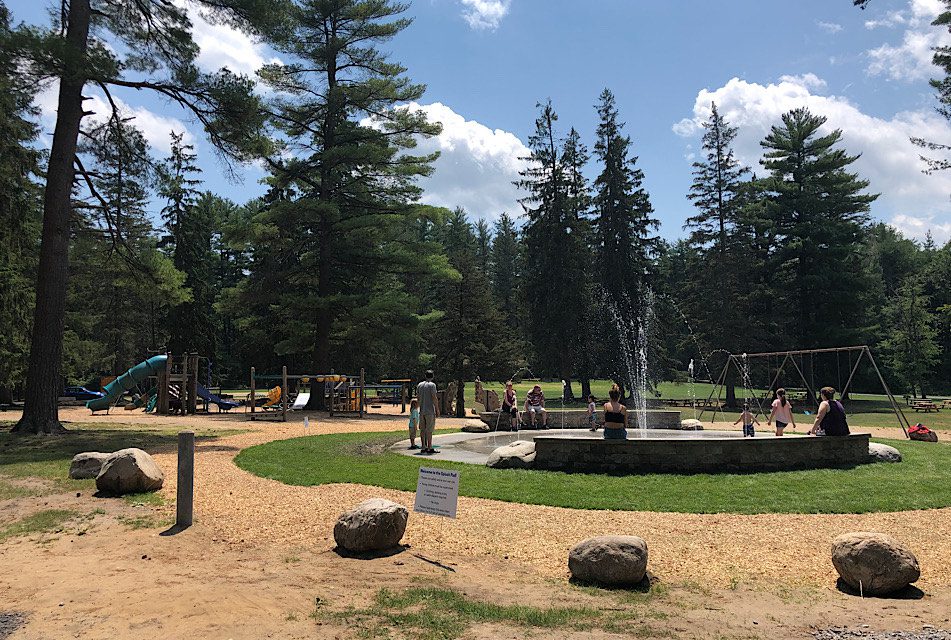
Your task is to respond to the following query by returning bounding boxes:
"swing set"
[700,345,911,437]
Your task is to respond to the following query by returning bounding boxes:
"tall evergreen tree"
[10,0,272,433]
[474,219,492,277]
[159,136,216,357]
[516,101,589,389]
[490,212,522,335]
[0,2,42,404]
[243,0,445,396]
[760,107,877,348]
[592,88,658,399]
[881,276,941,397]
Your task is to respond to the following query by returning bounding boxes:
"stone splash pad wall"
[479,409,681,430]
[532,433,872,474]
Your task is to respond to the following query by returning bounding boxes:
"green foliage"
[237,432,951,514]
[881,277,941,396]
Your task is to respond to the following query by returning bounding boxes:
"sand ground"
[0,406,949,639]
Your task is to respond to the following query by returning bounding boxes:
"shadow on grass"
[835,578,925,600]
[568,572,655,593]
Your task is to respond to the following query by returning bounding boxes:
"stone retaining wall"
[479,409,681,430]
[532,433,871,474]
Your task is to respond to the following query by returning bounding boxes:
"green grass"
[235,431,951,514]
[322,586,662,640]
[0,509,78,541]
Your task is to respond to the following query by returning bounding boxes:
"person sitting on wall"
[524,384,547,429]
[809,386,850,436]
[602,384,628,440]
[500,380,519,431]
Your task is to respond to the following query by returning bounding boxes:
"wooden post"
[359,368,365,418]
[188,353,199,414]
[282,365,288,422]
[180,354,188,416]
[176,430,194,528]
[401,384,406,414]
[250,366,256,421]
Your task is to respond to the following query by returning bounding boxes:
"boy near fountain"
[733,404,760,437]
[407,398,420,450]
[587,395,598,431]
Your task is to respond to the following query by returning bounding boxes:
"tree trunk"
[0,386,12,406]
[580,378,592,401]
[13,0,91,435]
[725,381,737,409]
[562,376,575,402]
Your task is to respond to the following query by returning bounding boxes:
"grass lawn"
[235,431,951,514]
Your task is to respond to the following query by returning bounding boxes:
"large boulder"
[461,419,490,433]
[868,442,902,463]
[334,498,408,553]
[831,532,920,595]
[69,452,111,480]
[486,441,536,469]
[680,419,704,431]
[95,448,165,495]
[569,535,649,586]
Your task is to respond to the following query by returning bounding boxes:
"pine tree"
[760,107,878,348]
[159,136,216,358]
[474,219,492,277]
[9,0,273,433]
[243,0,444,394]
[0,3,42,404]
[516,101,590,387]
[881,277,941,397]
[592,88,658,397]
[490,212,521,335]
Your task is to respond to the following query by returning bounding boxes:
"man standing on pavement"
[417,370,439,454]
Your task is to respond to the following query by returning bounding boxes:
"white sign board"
[413,467,460,518]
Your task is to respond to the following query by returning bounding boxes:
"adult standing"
[767,388,796,436]
[809,386,850,436]
[416,370,439,454]
[602,384,628,440]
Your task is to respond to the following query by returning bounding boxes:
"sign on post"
[413,467,460,518]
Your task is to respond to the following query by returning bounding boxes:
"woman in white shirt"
[767,388,796,436]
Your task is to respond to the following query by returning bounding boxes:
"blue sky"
[10,0,951,241]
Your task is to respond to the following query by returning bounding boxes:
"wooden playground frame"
[248,366,366,422]
[700,345,911,437]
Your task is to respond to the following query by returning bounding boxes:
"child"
[408,398,420,450]
[587,394,598,431]
[733,403,759,437]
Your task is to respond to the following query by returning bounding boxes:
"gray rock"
[568,535,649,586]
[868,442,902,463]
[461,419,490,433]
[69,452,111,480]
[486,440,536,469]
[333,498,408,553]
[831,532,920,595]
[680,419,704,431]
[95,448,164,495]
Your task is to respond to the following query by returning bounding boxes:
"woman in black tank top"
[603,384,628,440]
[810,386,850,436]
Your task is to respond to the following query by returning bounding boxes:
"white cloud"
[34,82,195,154]
[403,102,528,220]
[460,0,511,30]
[865,0,950,81]
[817,21,843,34]
[182,2,280,76]
[891,213,951,243]
[673,75,951,242]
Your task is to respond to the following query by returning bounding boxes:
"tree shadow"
[835,578,925,599]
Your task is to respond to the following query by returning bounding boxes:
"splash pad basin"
[478,409,681,430]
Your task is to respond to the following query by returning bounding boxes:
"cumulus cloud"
[403,102,528,220]
[186,6,280,76]
[865,0,950,81]
[672,75,951,242]
[460,0,511,30]
[817,21,843,34]
[34,82,195,154]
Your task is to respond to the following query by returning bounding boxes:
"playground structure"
[248,367,366,422]
[87,353,239,415]
[701,345,911,437]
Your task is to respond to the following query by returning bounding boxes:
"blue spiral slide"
[86,355,168,412]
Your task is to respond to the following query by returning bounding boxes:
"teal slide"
[86,355,168,412]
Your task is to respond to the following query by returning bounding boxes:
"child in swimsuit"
[733,404,759,437]
[587,395,598,431]
[408,398,420,449]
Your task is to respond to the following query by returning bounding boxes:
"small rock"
[868,442,902,463]
[69,452,110,480]
[333,498,408,553]
[831,531,920,596]
[568,535,649,586]
[486,441,536,469]
[461,419,490,433]
[680,419,704,431]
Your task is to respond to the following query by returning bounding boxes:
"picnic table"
[912,400,940,412]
